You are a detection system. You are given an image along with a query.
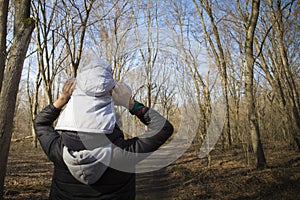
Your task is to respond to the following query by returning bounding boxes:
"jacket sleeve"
[34,104,62,162]
[118,108,174,153]
[109,108,174,169]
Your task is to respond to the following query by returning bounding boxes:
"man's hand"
[53,78,76,109]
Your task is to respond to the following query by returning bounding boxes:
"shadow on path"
[136,167,177,200]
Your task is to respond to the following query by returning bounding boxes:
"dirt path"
[136,167,176,200]
[135,139,187,199]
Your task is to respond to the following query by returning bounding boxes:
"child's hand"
[112,82,134,110]
[54,78,76,109]
[61,78,76,99]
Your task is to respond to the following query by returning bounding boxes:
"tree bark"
[244,0,267,168]
[0,0,9,92]
[0,0,34,197]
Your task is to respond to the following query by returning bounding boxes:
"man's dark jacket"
[34,104,174,200]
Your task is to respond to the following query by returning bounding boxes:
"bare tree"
[217,0,267,167]
[32,0,66,104]
[93,0,133,81]
[244,0,267,168]
[26,60,41,148]
[131,0,160,108]
[31,0,95,107]
[192,0,232,148]
[162,0,213,158]
[245,0,300,150]
[60,0,96,77]
[0,0,34,197]
[266,0,300,149]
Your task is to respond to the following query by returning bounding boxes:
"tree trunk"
[0,0,34,197]
[245,0,266,168]
[27,63,41,148]
[0,0,9,92]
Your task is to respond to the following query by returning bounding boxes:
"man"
[34,53,174,199]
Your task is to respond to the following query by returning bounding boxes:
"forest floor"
[3,139,300,200]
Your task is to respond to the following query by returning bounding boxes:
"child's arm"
[34,79,76,161]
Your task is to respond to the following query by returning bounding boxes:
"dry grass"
[165,146,300,200]
[4,140,300,200]
[4,140,52,200]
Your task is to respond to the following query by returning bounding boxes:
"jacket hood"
[76,51,115,97]
[63,144,112,185]
[55,50,116,134]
